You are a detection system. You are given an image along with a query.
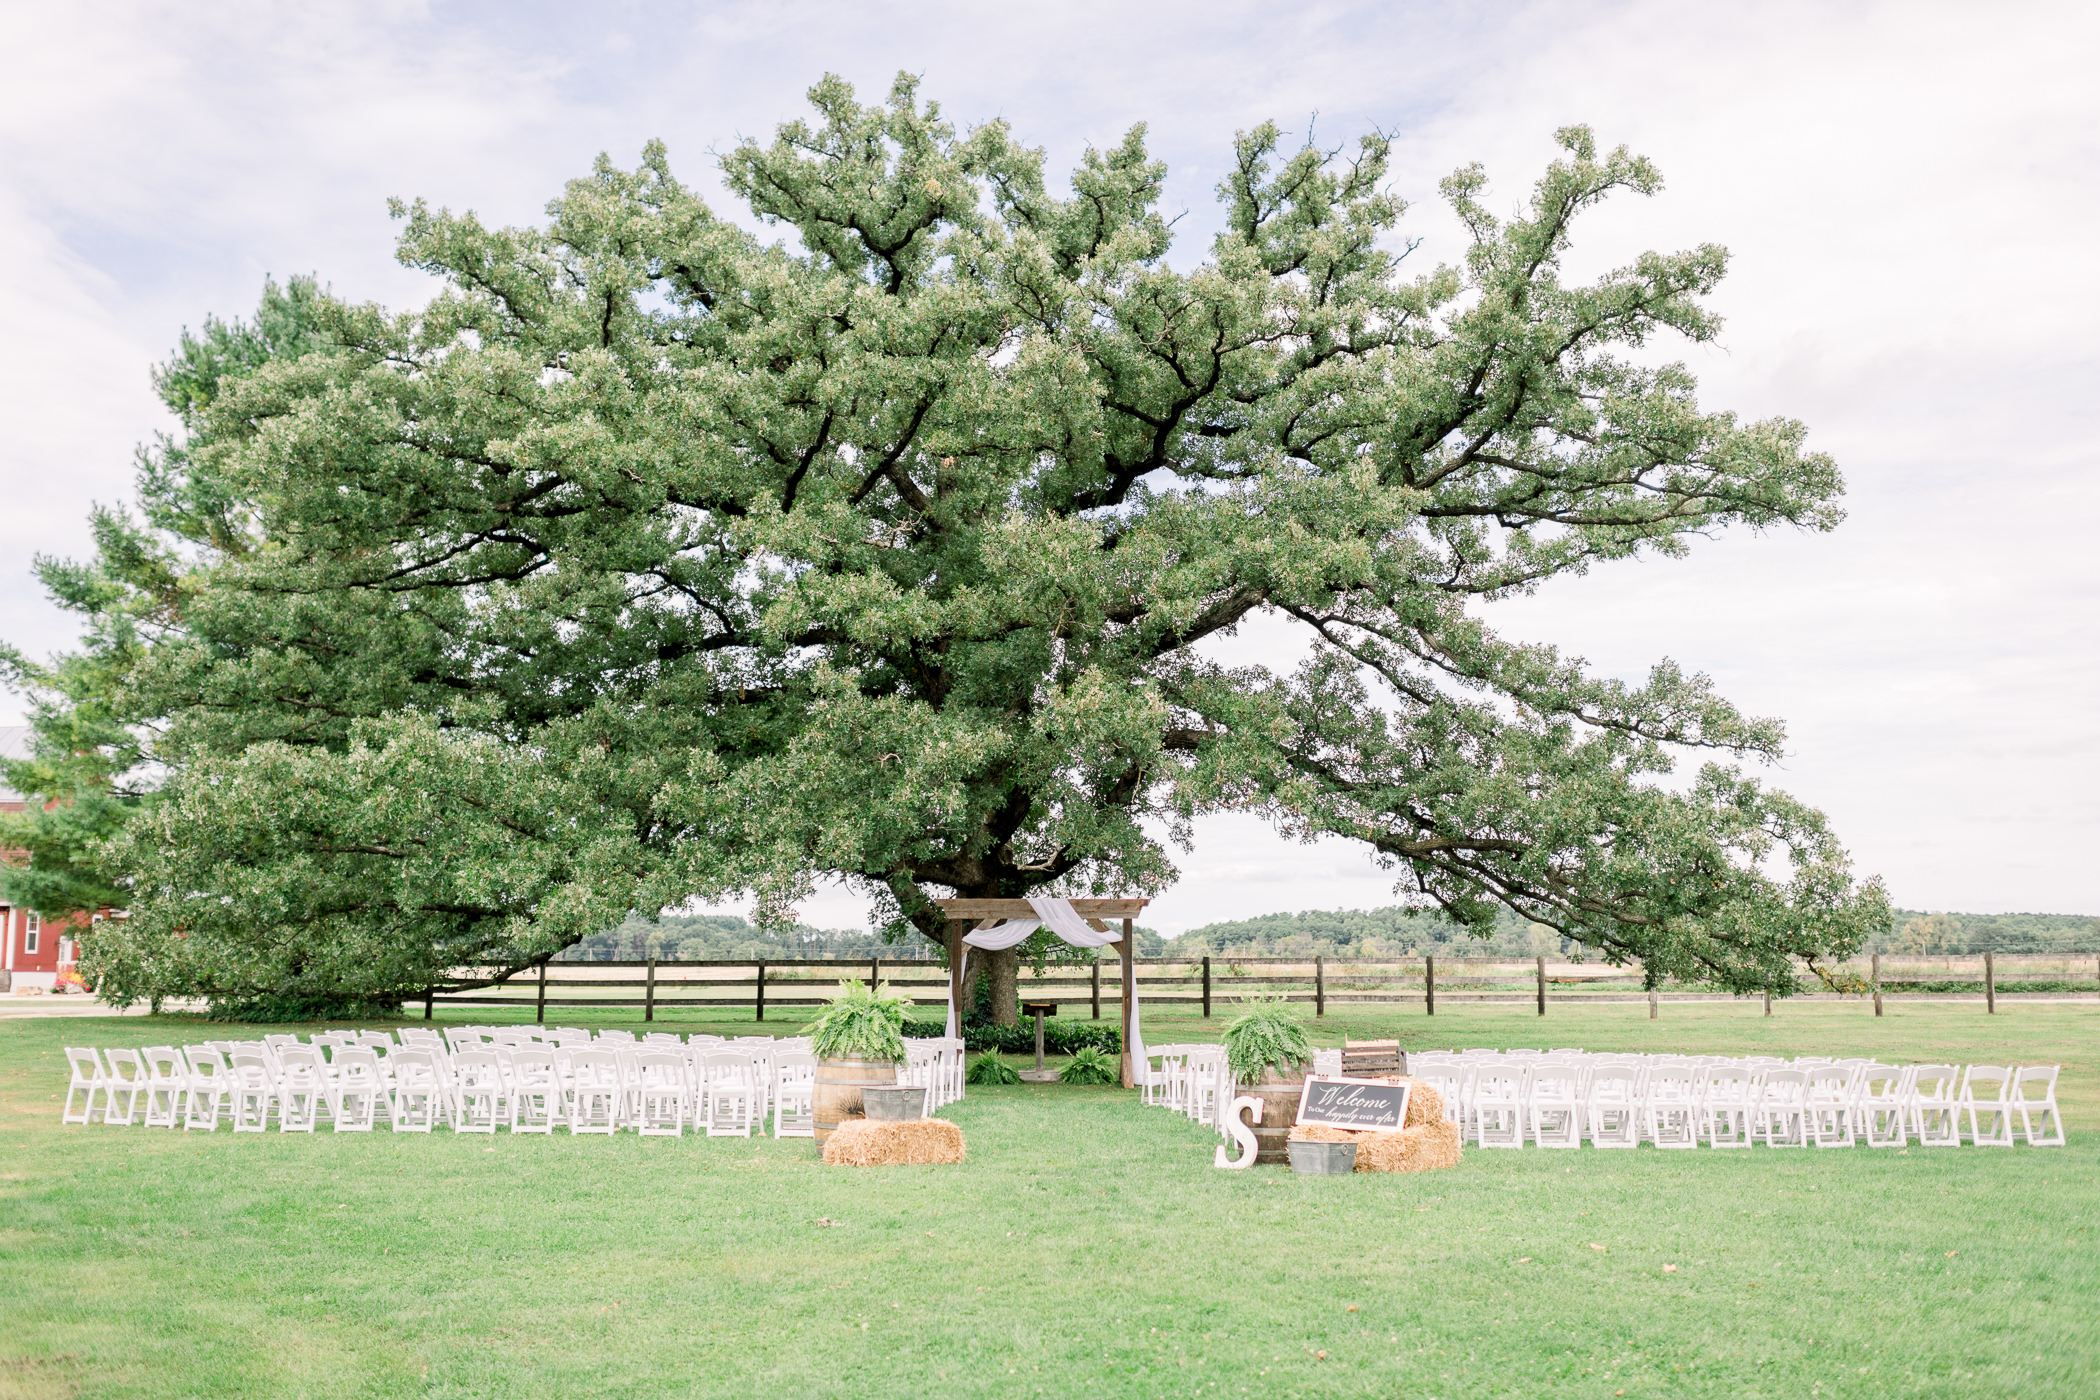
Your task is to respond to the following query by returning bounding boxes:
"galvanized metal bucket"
[860,1085,927,1122]
[1287,1139,1359,1175]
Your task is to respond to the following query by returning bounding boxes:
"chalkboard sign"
[1295,1075,1412,1132]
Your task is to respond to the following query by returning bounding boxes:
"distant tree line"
[1872,910,2098,955]
[1161,906,1578,960]
[1138,905,2099,961]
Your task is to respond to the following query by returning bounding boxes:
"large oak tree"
[24,75,1886,1019]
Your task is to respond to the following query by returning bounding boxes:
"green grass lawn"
[2,1001,2094,1399]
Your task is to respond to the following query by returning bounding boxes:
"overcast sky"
[3,0,2094,932]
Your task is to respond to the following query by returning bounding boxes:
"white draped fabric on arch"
[944,897,1149,1084]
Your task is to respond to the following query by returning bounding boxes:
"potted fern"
[807,980,918,1137]
[1222,998,1317,1165]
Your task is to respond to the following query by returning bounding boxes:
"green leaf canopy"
[33,74,1886,1010]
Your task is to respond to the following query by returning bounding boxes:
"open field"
[2,1002,2094,1398]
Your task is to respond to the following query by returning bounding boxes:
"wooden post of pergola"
[931,898,1151,1089]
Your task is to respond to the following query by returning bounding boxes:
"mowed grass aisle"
[1,1002,2095,1399]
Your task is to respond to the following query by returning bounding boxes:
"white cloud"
[3,0,2093,926]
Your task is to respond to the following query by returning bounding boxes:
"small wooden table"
[1020,1001,1059,1081]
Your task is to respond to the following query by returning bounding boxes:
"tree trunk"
[982,945,1021,1026]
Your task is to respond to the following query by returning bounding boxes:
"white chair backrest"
[183,1045,228,1079]
[454,1049,501,1078]
[634,1050,685,1080]
[144,1046,187,1080]
[2014,1065,2059,1098]
[1961,1065,2011,1099]
[390,1048,440,1084]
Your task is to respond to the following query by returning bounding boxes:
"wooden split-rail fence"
[420,951,2100,1022]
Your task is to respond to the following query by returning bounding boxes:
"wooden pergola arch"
[932,898,1150,1088]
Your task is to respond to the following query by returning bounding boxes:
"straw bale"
[821,1117,966,1167]
[1286,1115,1462,1173]
[1354,1120,1463,1173]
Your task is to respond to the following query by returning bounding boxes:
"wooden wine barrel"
[814,1056,898,1143]
[1248,1068,1307,1165]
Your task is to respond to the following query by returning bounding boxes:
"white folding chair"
[389,1048,448,1132]
[453,1050,511,1133]
[566,1048,623,1134]
[1413,1061,1470,1138]
[1642,1062,1699,1148]
[1907,1065,1961,1147]
[1184,1048,1227,1130]
[140,1046,190,1128]
[1958,1066,2016,1147]
[1585,1065,1641,1148]
[227,1049,279,1132]
[1805,1064,1857,1148]
[773,1052,816,1138]
[63,1048,112,1125]
[1527,1060,1584,1148]
[181,1046,231,1130]
[1756,1069,1808,1147]
[1855,1063,1908,1147]
[2012,1065,2065,1147]
[272,1045,329,1132]
[899,1041,938,1101]
[935,1037,966,1107]
[700,1052,758,1138]
[1700,1065,1756,1148]
[632,1051,689,1136]
[328,1046,385,1131]
[101,1048,148,1126]
[1472,1063,1526,1148]
[510,1050,561,1134]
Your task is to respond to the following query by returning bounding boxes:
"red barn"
[1,724,91,992]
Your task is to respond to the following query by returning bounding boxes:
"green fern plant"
[966,1051,1021,1085]
[1222,997,1315,1082]
[1057,1045,1119,1085]
[806,979,910,1063]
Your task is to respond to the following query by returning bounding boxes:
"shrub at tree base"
[1057,1046,1120,1085]
[965,1052,1022,1086]
[821,1117,966,1167]
[904,1019,1121,1056]
[208,992,405,1023]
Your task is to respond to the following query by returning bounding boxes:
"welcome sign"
[1295,1075,1412,1132]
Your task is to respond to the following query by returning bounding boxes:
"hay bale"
[1354,1119,1463,1173]
[820,1116,966,1167]
[1403,1080,1443,1126]
[1285,1105,1463,1173]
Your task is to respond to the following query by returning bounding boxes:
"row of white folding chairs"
[1412,1053,2063,1149]
[63,1041,821,1138]
[450,1046,817,1137]
[898,1038,967,1111]
[1140,1045,1237,1136]
[62,1043,455,1133]
[1432,1052,2065,1150]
